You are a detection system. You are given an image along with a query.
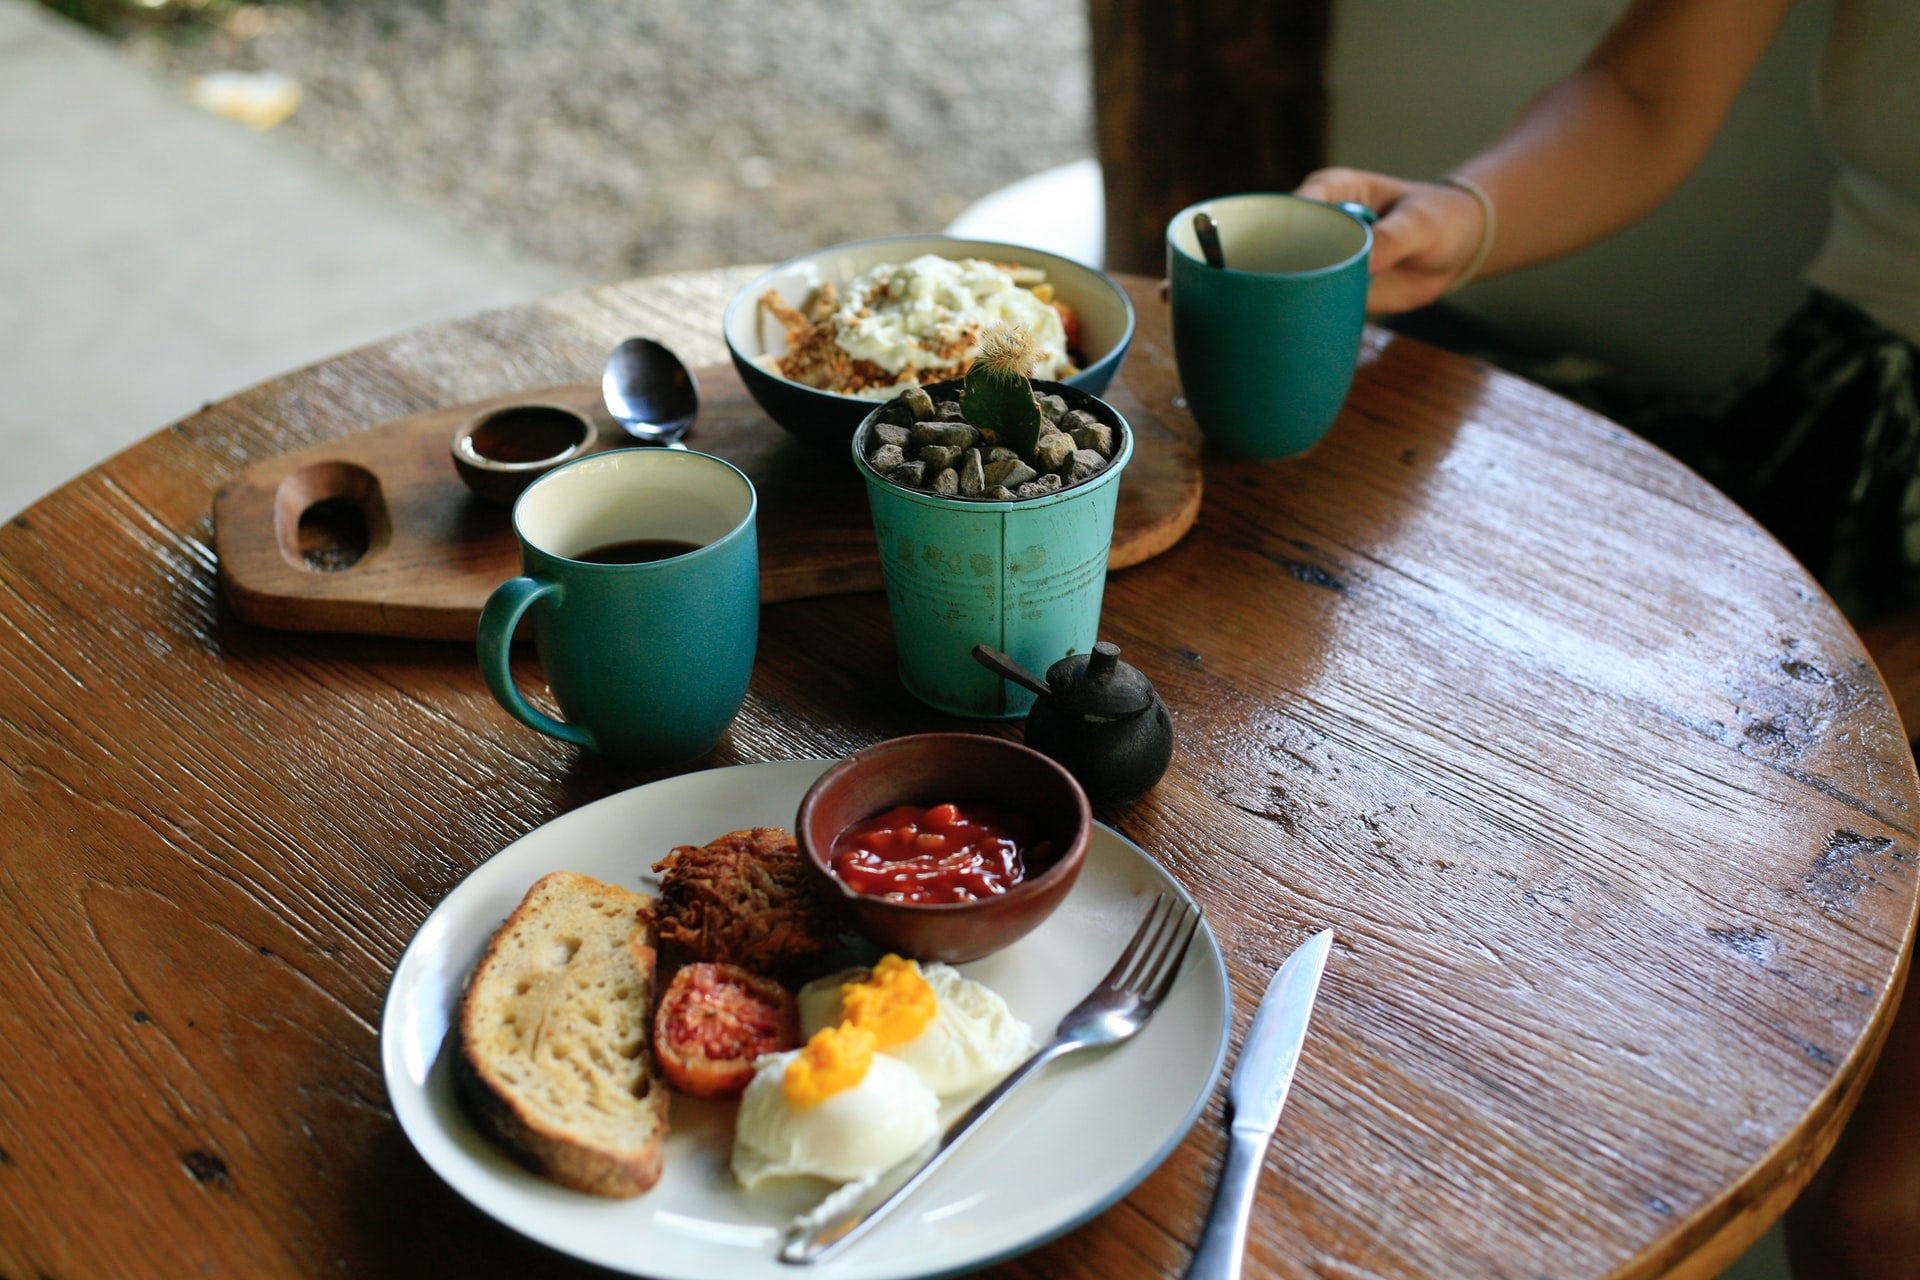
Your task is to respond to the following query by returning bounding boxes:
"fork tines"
[1114,893,1203,1000]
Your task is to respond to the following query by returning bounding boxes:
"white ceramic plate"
[382,759,1229,1280]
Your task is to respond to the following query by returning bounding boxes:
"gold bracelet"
[1440,175,1497,293]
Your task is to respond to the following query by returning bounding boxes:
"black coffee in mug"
[573,537,703,565]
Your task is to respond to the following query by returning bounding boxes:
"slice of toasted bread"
[454,870,667,1197]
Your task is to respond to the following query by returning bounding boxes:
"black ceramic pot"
[975,640,1174,807]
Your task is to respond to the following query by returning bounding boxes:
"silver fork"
[780,893,1204,1266]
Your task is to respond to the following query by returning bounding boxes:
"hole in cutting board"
[299,499,369,570]
[273,462,392,573]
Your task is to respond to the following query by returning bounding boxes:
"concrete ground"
[0,0,579,520]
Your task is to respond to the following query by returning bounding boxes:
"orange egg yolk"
[783,1023,877,1109]
[839,955,937,1049]
[781,955,939,1107]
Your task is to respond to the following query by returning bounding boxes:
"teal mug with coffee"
[477,448,758,767]
[1167,193,1374,458]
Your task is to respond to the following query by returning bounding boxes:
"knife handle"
[1183,1127,1270,1280]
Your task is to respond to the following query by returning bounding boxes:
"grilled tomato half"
[654,961,800,1100]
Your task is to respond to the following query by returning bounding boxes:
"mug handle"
[1338,201,1379,225]
[477,574,596,750]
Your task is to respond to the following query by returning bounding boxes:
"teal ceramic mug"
[477,448,758,767]
[1166,193,1375,458]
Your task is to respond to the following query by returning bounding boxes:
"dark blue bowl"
[723,235,1136,454]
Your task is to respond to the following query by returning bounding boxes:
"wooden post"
[1089,0,1334,275]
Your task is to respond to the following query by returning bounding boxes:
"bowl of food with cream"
[723,235,1136,452]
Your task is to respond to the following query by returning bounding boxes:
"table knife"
[1184,928,1333,1280]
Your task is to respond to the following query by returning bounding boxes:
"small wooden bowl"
[450,404,595,506]
[796,733,1090,963]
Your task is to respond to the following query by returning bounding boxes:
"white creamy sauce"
[830,254,1073,397]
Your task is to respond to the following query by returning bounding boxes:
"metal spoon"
[1193,211,1226,269]
[601,337,699,447]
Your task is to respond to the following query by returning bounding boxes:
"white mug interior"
[1169,194,1369,276]
[514,449,753,561]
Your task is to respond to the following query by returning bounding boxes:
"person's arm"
[1297,0,1798,314]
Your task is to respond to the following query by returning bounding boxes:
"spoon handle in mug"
[1193,212,1227,269]
[970,644,1052,698]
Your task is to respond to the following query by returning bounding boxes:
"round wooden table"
[1,268,1914,1280]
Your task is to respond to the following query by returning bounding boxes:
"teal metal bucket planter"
[853,380,1134,719]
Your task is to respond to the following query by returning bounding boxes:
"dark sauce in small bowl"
[451,404,595,505]
[463,407,592,465]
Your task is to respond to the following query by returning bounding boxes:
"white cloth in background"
[1805,0,1920,346]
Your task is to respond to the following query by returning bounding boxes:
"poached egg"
[731,1047,939,1188]
[798,960,1033,1098]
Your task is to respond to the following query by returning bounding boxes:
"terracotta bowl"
[796,733,1091,964]
[450,403,596,506]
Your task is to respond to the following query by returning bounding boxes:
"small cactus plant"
[862,321,1117,501]
[961,324,1044,460]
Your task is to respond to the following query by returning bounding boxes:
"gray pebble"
[870,394,1112,503]
[912,422,980,450]
[1069,422,1113,456]
[984,458,1038,489]
[1034,432,1075,473]
[918,443,963,472]
[960,448,986,496]
[1066,450,1107,483]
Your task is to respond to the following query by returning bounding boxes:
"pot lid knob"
[1045,641,1157,719]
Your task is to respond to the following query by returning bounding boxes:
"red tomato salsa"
[828,801,1048,904]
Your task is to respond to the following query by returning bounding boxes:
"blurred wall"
[1326,0,1837,392]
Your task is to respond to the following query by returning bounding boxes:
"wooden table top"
[2,268,1915,1280]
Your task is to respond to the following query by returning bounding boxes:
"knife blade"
[1183,928,1333,1280]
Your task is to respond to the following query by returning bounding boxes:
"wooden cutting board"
[213,362,1202,640]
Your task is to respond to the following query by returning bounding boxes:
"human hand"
[1295,167,1490,315]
